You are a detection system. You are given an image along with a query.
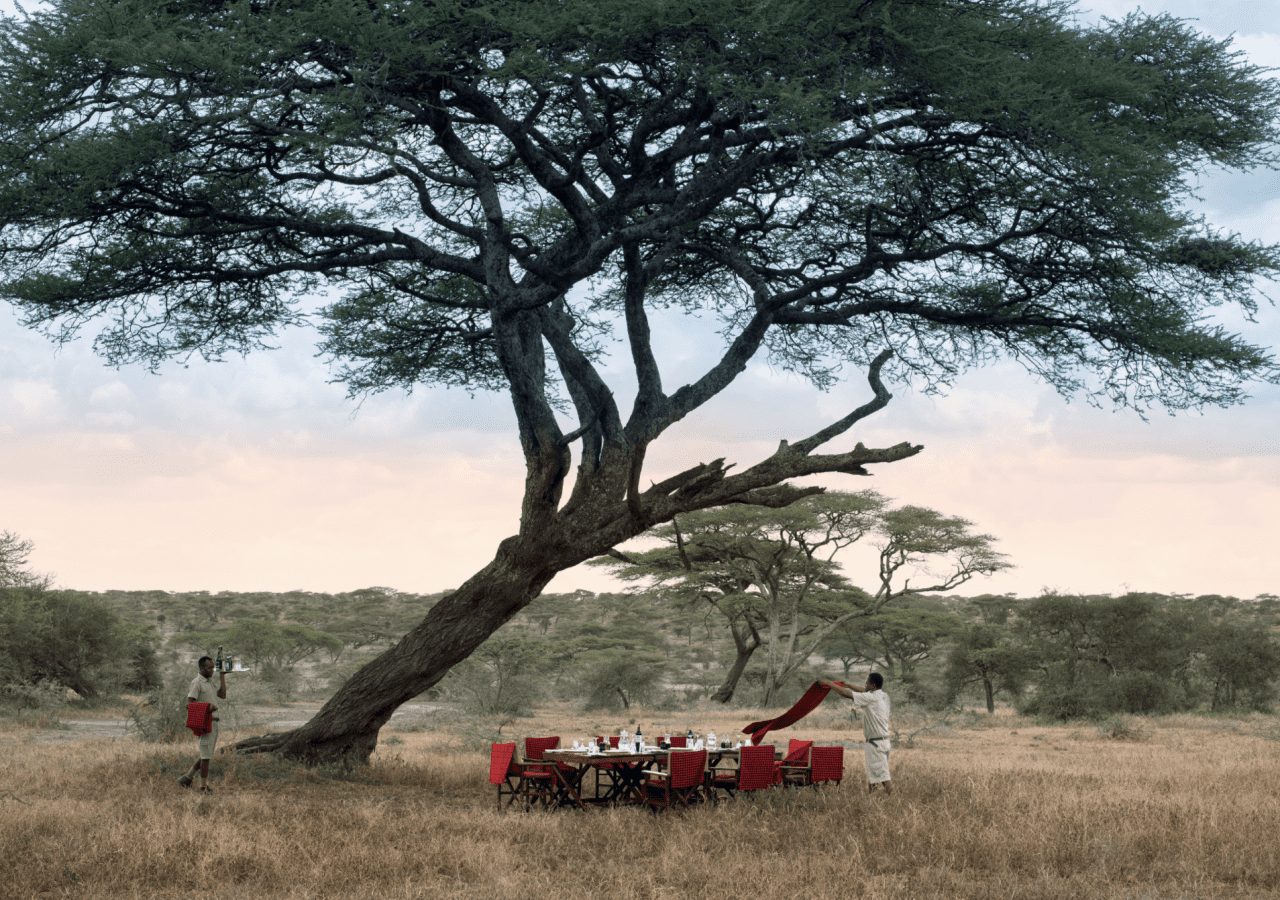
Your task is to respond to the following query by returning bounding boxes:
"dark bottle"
[635,725,643,751]
[215,646,224,674]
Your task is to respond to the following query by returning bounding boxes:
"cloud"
[6,379,63,423]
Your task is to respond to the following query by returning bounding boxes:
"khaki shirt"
[849,689,891,740]
[186,674,221,713]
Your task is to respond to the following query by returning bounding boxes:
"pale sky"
[1,1,1278,599]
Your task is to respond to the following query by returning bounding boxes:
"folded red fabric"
[741,681,846,744]
[186,701,213,736]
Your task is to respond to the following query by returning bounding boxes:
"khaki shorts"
[198,722,219,760]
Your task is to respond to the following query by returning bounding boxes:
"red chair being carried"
[185,701,213,736]
[643,748,708,811]
[708,744,776,801]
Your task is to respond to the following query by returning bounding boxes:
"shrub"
[0,679,66,710]
[0,680,68,729]
[1096,714,1149,741]
[127,666,194,743]
[1019,684,1097,721]
[1114,671,1180,714]
[0,587,161,698]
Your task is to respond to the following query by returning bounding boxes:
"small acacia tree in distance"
[0,530,51,590]
[598,492,1009,704]
[819,597,963,685]
[1,1,1277,764]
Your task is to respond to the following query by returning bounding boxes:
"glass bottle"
[215,646,223,674]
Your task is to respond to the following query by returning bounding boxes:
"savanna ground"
[1,702,1278,899]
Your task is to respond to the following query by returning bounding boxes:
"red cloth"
[741,681,846,744]
[186,701,213,736]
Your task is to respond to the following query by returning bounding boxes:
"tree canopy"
[597,491,1007,703]
[2,0,1276,764]
[0,530,50,589]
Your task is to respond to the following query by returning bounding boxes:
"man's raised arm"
[821,679,860,699]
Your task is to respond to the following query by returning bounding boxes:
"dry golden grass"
[1,706,1278,899]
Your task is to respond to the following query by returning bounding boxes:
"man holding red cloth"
[178,655,227,793]
[822,673,892,794]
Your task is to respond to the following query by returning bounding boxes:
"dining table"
[541,744,777,809]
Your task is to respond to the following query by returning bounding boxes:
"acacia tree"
[595,492,885,704]
[944,622,1033,713]
[600,493,1008,704]
[2,1,1277,764]
[819,597,963,683]
[0,530,50,590]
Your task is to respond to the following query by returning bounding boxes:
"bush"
[0,679,67,710]
[1096,714,1149,741]
[437,634,550,716]
[0,587,161,698]
[0,680,68,729]
[1019,684,1098,721]
[127,664,201,742]
[580,654,664,711]
[1114,671,1181,714]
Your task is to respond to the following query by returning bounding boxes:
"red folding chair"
[488,742,523,810]
[644,749,708,811]
[776,738,814,786]
[521,736,560,807]
[667,735,688,748]
[809,745,845,788]
[708,744,776,801]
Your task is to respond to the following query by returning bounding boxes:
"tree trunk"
[711,643,756,703]
[983,677,995,714]
[234,536,562,766]
[711,620,759,704]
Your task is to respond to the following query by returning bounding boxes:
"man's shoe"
[177,774,193,788]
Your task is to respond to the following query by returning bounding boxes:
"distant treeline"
[1,586,1277,718]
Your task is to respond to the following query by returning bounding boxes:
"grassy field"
[1,705,1278,898]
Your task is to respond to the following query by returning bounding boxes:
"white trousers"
[863,738,891,783]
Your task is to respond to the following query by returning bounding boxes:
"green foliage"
[944,622,1034,713]
[1095,714,1149,742]
[439,634,549,716]
[599,492,1007,704]
[127,664,193,743]
[579,652,666,712]
[187,620,344,671]
[1015,593,1280,718]
[0,530,49,589]
[2,0,1276,413]
[0,587,160,698]
[1199,621,1280,711]
[822,597,964,675]
[7,578,1278,725]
